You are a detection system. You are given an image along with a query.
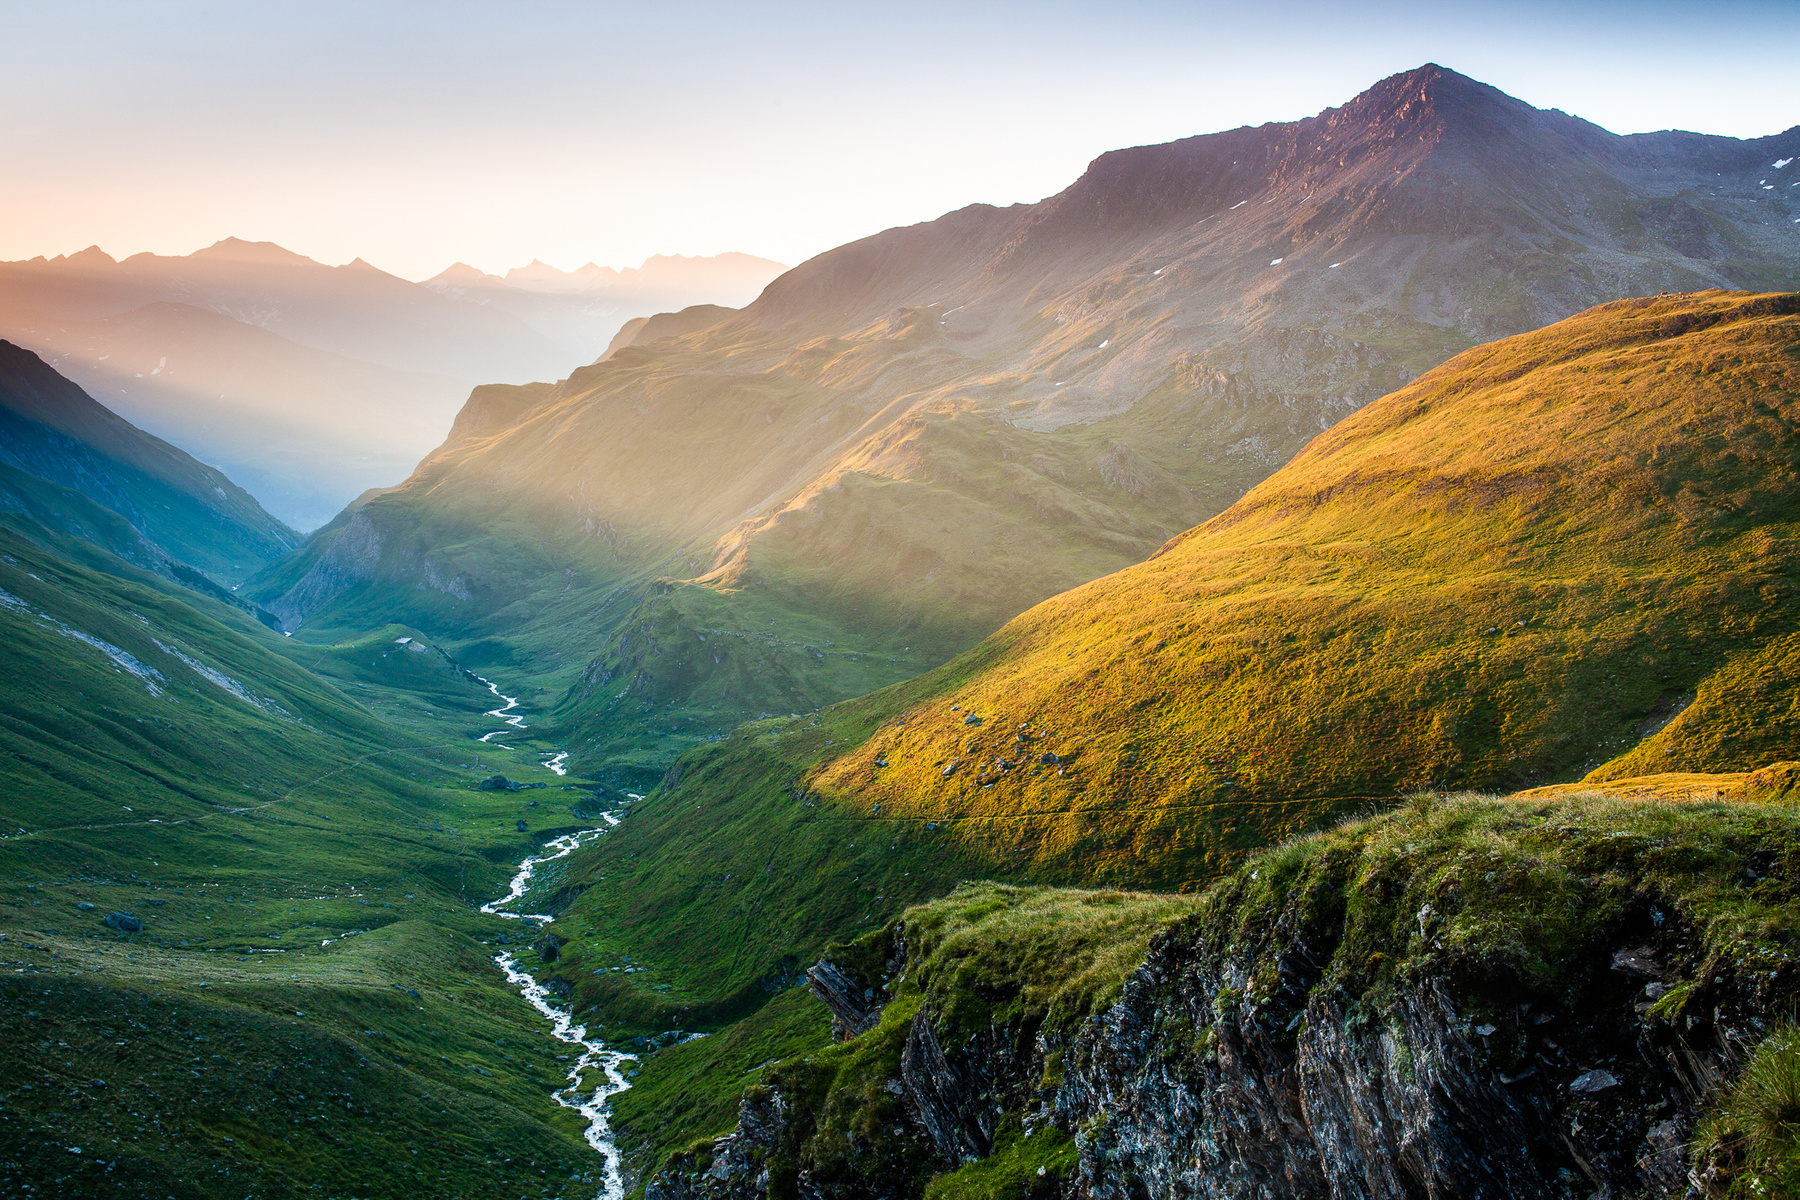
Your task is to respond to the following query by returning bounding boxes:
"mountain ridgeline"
[0,241,787,529]
[254,64,1800,773]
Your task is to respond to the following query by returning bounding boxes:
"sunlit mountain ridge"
[257,64,1800,771]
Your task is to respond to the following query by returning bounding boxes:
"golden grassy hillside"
[801,290,1800,885]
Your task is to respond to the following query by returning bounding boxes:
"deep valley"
[4,58,1800,1200]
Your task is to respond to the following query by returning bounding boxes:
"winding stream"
[473,674,573,774]
[475,677,527,746]
[484,817,636,1200]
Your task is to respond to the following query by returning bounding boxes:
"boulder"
[515,819,530,832]
[1569,1069,1621,1095]
[103,912,143,933]
[478,775,521,792]
[535,934,567,964]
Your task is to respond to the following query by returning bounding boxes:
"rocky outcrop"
[1057,952,1718,1199]
[645,1084,793,1200]
[805,960,881,1042]
[648,869,1789,1200]
[265,509,384,629]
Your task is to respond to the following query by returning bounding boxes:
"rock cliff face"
[643,797,1800,1200]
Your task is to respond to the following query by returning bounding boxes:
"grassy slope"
[537,292,1800,1159]
[804,290,1800,876]
[0,527,614,1198]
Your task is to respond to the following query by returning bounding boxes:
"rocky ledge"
[645,790,1800,1200]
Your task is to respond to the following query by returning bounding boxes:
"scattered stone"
[963,714,983,725]
[1610,946,1663,978]
[1038,753,1061,765]
[941,761,960,778]
[75,902,96,911]
[516,819,529,832]
[1569,1069,1620,1095]
[103,913,143,933]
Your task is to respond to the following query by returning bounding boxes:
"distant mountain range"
[252,64,1800,769]
[0,241,787,529]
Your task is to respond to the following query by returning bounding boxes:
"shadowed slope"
[0,527,610,1198]
[0,303,461,530]
[0,340,299,582]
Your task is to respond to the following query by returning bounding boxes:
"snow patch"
[1270,258,1284,266]
[1329,263,1342,268]
[1775,158,1794,168]
[1229,201,1247,210]
[1098,339,1110,349]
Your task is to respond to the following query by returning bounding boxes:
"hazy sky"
[6,0,1796,280]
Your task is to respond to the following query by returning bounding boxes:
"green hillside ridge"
[523,291,1800,1106]
[0,339,298,584]
[255,66,1800,769]
[0,526,627,1198]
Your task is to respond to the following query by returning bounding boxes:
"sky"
[5,0,1797,281]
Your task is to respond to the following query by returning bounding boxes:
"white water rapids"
[484,816,636,1200]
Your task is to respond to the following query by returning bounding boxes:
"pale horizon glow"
[6,0,1797,282]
